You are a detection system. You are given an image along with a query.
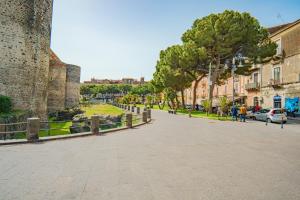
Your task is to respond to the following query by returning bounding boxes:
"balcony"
[245,82,260,91]
[268,79,282,88]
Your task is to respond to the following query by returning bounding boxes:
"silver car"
[253,108,287,123]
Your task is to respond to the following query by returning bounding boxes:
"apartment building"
[246,19,300,109]
[183,75,248,106]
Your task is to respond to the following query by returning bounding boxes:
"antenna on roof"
[277,13,285,24]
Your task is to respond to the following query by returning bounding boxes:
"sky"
[51,0,300,82]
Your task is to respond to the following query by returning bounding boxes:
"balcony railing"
[268,79,282,88]
[245,82,260,91]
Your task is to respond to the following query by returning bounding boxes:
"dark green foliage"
[50,108,84,121]
[0,95,12,113]
[80,83,153,96]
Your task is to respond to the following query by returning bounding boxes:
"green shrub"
[202,100,211,115]
[0,95,12,113]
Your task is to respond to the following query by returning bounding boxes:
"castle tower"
[0,0,53,118]
[48,50,67,113]
[65,64,81,108]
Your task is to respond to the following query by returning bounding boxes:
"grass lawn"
[39,121,73,137]
[133,104,230,121]
[2,104,126,140]
[176,109,230,121]
[12,121,73,139]
[81,104,124,117]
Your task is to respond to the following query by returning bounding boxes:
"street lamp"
[224,52,245,108]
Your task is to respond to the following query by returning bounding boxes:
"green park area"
[44,104,124,136]
[7,104,125,139]
[81,104,123,117]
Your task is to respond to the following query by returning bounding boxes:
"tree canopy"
[181,10,276,110]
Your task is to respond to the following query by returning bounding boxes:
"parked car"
[253,108,287,123]
[246,106,255,119]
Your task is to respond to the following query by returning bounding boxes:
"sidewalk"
[287,116,300,124]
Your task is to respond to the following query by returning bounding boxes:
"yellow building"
[258,19,300,109]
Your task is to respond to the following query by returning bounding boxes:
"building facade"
[182,75,248,107]
[84,77,146,85]
[259,20,300,109]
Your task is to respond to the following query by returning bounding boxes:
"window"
[273,66,281,82]
[275,39,281,55]
[234,83,239,93]
[253,97,259,106]
[253,73,259,83]
[299,74,300,81]
[224,86,227,95]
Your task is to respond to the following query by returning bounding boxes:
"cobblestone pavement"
[1,110,300,200]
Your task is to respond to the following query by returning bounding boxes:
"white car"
[253,108,287,123]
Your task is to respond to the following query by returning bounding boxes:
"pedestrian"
[240,104,247,122]
[254,104,261,112]
[195,104,199,111]
[231,105,238,121]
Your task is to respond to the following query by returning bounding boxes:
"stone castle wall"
[65,64,81,108]
[47,51,67,113]
[0,0,53,119]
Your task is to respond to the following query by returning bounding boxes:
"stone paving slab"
[0,110,300,200]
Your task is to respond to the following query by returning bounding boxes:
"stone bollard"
[26,118,40,141]
[91,115,100,134]
[131,106,135,112]
[137,107,140,115]
[188,109,192,118]
[147,109,151,119]
[126,113,133,128]
[142,111,148,123]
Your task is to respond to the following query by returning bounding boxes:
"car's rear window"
[273,110,282,114]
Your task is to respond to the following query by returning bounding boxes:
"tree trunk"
[208,70,219,113]
[192,79,201,110]
[175,95,180,108]
[180,89,185,109]
[170,100,176,109]
[158,100,165,110]
[208,83,215,113]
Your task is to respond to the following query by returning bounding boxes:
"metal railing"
[245,82,260,90]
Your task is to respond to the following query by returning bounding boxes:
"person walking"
[240,104,247,122]
[231,105,238,121]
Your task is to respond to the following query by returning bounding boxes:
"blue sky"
[51,0,300,82]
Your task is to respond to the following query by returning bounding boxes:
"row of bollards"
[114,104,151,127]
[19,104,150,142]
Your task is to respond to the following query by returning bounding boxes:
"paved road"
[1,110,300,200]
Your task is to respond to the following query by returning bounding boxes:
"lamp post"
[225,52,245,108]
[207,62,212,101]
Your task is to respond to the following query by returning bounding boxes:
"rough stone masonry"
[0,0,81,119]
